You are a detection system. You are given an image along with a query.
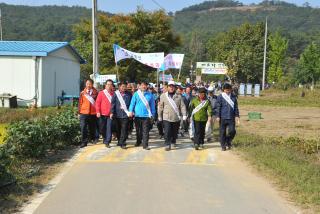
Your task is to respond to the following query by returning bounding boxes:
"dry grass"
[0,124,7,145]
[239,105,320,140]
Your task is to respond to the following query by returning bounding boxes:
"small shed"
[0,41,85,107]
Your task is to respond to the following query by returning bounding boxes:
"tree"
[267,31,288,83]
[294,42,320,86]
[71,9,181,82]
[206,22,265,83]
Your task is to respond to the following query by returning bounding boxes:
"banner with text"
[96,74,117,84]
[197,62,228,75]
[159,54,184,71]
[159,74,173,82]
[113,44,164,69]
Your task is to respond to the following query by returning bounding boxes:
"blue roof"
[0,41,86,64]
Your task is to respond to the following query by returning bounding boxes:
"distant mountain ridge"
[173,0,320,58]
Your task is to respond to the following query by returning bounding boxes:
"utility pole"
[92,0,99,87]
[0,8,3,41]
[262,16,268,90]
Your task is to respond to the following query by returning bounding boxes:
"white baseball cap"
[168,81,175,86]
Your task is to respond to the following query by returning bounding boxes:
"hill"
[0,3,92,41]
[173,0,320,58]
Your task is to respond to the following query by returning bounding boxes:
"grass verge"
[233,130,320,213]
[238,88,320,107]
[0,147,78,213]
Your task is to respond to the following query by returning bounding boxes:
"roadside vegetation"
[0,107,80,213]
[233,94,320,212]
[233,130,320,212]
[238,88,320,107]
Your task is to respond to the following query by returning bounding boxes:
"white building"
[0,41,85,107]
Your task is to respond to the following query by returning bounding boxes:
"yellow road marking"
[97,146,138,162]
[143,148,166,163]
[185,149,209,164]
[77,144,105,162]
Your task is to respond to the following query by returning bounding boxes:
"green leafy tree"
[294,42,320,86]
[71,9,181,82]
[267,31,288,83]
[206,22,265,83]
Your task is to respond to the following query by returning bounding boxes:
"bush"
[0,124,6,144]
[234,133,320,155]
[1,108,80,159]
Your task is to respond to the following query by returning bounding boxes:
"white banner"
[113,44,164,69]
[159,74,173,82]
[196,62,227,69]
[96,74,117,84]
[201,68,227,75]
[159,54,184,71]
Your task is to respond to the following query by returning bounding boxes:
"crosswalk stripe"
[185,149,209,165]
[98,146,136,162]
[143,147,166,163]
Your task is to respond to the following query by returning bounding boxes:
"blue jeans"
[99,116,112,144]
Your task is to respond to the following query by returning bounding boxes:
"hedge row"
[233,132,320,155]
[0,108,80,186]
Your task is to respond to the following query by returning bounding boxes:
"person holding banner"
[111,82,132,149]
[158,81,187,151]
[129,80,156,150]
[216,83,240,151]
[189,88,212,150]
[79,79,98,148]
[96,79,114,148]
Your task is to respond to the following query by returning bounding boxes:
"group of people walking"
[78,78,240,151]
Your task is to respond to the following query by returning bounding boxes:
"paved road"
[29,128,298,214]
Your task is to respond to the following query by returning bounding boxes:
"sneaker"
[80,143,87,148]
[221,147,227,151]
[143,147,151,150]
[194,144,199,150]
[105,143,111,148]
[165,145,171,151]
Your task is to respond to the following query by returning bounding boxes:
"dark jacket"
[216,93,239,120]
[111,91,132,118]
[208,95,218,117]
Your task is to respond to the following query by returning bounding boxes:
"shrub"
[1,108,80,159]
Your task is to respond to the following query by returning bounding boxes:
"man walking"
[79,79,98,148]
[96,79,114,148]
[158,81,187,151]
[189,88,212,150]
[216,83,240,151]
[129,81,156,150]
[111,82,132,149]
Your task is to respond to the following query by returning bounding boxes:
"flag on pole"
[113,44,164,69]
[159,54,184,71]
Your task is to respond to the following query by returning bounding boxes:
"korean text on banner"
[113,44,164,69]
[159,54,184,71]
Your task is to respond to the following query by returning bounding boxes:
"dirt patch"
[239,105,320,140]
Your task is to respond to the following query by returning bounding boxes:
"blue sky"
[2,0,319,13]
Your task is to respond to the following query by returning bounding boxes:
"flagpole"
[116,63,120,82]
[162,70,165,85]
[177,68,182,82]
[157,68,159,96]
